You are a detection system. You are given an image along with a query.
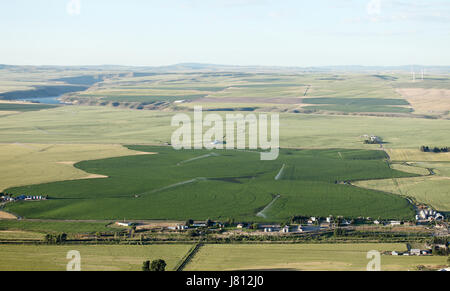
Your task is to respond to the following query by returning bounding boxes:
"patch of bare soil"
[133,151,158,155]
[0,210,18,220]
[135,222,183,230]
[396,88,450,115]
[56,161,76,165]
[75,174,109,180]
[0,110,19,115]
[195,97,303,105]
[0,100,34,104]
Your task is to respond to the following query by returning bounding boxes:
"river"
[17,96,64,105]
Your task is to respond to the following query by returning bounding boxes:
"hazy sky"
[1,0,449,66]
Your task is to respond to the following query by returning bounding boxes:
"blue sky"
[0,0,449,66]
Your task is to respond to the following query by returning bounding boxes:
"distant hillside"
[1,63,450,74]
[0,85,88,100]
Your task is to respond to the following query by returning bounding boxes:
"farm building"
[281,226,290,233]
[116,222,133,227]
[341,220,351,226]
[418,209,444,221]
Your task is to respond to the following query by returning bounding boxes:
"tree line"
[142,259,166,271]
[44,233,67,244]
[420,146,449,153]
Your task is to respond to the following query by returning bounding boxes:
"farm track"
[275,164,286,180]
[144,178,207,195]
[256,195,281,219]
[177,153,220,166]
[175,242,203,271]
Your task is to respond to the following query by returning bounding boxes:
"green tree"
[142,260,150,271]
[150,259,166,271]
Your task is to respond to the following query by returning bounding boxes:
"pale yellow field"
[185,244,447,271]
[0,230,44,240]
[0,210,17,219]
[0,111,19,116]
[0,244,192,271]
[354,176,450,212]
[387,149,450,162]
[396,88,450,116]
[355,160,450,212]
[0,143,153,192]
[391,163,430,175]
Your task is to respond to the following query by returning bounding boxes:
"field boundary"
[174,242,203,271]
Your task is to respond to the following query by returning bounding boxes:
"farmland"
[0,102,57,112]
[0,65,449,271]
[0,106,449,148]
[0,143,154,192]
[355,149,450,213]
[0,244,192,271]
[354,162,450,212]
[0,220,116,234]
[184,244,447,271]
[4,146,417,221]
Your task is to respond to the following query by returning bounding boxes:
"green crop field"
[0,244,192,271]
[302,97,412,113]
[0,143,152,192]
[185,244,448,271]
[4,146,417,221]
[0,103,57,112]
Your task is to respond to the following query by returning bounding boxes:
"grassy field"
[0,230,45,240]
[0,102,57,112]
[51,71,447,116]
[0,220,115,234]
[390,163,431,175]
[3,146,416,221]
[387,149,450,162]
[185,244,448,271]
[354,162,450,212]
[396,88,450,116]
[302,97,412,113]
[355,177,450,212]
[355,148,450,212]
[0,143,153,192]
[0,106,449,149]
[0,244,192,271]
